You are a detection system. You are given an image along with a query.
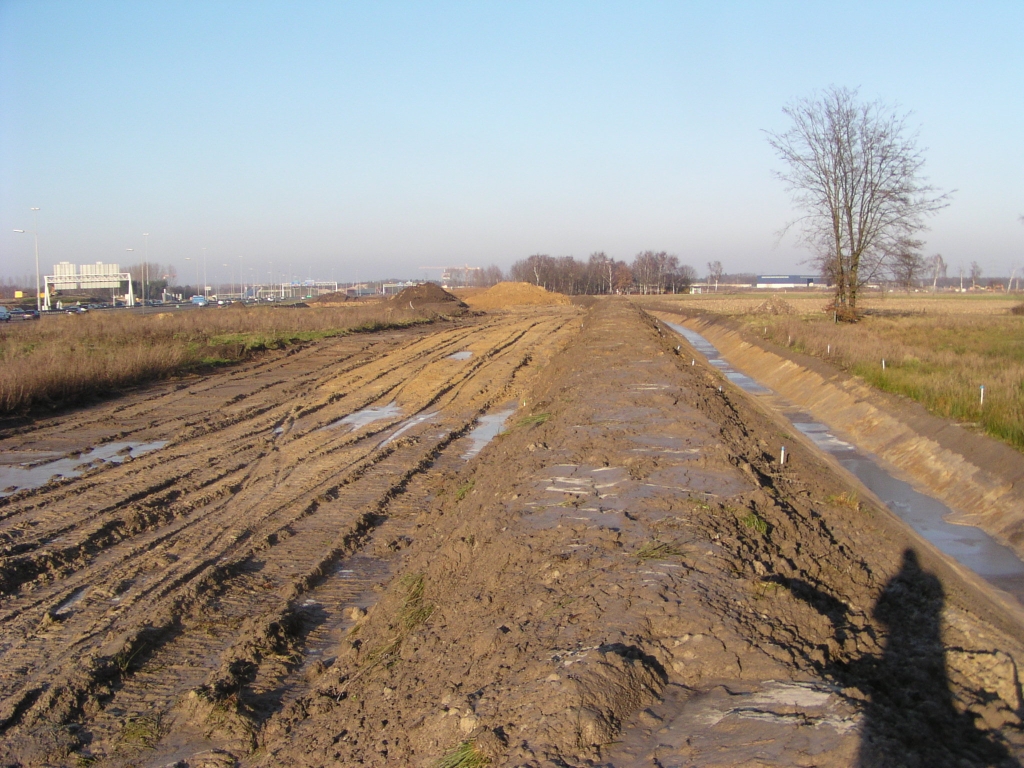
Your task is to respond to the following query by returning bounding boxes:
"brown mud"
[388,284,469,314]
[1,300,1022,767]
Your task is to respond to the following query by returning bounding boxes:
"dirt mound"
[389,282,467,312]
[464,281,572,310]
[310,291,356,305]
[752,295,797,315]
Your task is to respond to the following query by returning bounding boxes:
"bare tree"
[613,263,633,294]
[890,238,925,291]
[970,261,982,289]
[766,86,950,319]
[707,260,723,292]
[928,253,947,292]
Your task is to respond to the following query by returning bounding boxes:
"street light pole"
[143,233,150,309]
[126,248,135,309]
[185,256,199,299]
[31,208,40,312]
[12,206,41,312]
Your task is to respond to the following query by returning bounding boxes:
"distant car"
[65,306,88,314]
[0,306,10,322]
[9,308,40,321]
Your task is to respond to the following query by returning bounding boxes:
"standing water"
[663,321,1024,606]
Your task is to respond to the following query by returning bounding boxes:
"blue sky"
[1,1,1022,285]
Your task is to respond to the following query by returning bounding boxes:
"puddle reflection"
[0,441,168,498]
[320,402,401,432]
[463,406,516,459]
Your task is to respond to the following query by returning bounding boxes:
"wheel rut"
[0,308,581,765]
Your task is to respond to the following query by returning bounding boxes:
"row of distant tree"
[2,254,1019,302]
[501,252,700,295]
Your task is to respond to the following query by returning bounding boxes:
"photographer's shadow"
[783,549,1019,767]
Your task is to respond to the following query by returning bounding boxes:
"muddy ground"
[1,300,1022,767]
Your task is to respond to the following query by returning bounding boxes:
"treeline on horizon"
[502,251,704,295]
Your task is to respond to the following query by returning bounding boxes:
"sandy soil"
[462,283,572,310]
[1,300,1022,767]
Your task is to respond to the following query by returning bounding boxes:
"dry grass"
[643,291,1024,451]
[635,540,685,560]
[0,303,433,414]
[435,741,491,768]
[749,308,1024,450]
[640,290,1022,317]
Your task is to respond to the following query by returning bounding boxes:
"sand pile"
[389,282,468,313]
[310,291,357,305]
[752,295,797,315]
[463,281,572,310]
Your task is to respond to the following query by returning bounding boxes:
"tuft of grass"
[515,412,550,428]
[119,714,163,748]
[364,573,434,669]
[455,480,475,501]
[752,580,783,600]
[740,512,769,535]
[397,573,434,630]
[635,541,684,560]
[435,741,491,768]
[826,492,861,511]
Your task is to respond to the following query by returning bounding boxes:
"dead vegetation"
[755,311,1024,449]
[0,303,433,414]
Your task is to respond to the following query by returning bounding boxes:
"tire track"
[0,308,581,765]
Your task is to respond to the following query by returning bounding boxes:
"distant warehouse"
[756,274,823,289]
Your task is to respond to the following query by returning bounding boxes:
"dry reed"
[753,312,1024,450]
[0,304,432,414]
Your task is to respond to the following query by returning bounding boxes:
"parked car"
[0,306,10,321]
[9,308,40,321]
[65,306,88,314]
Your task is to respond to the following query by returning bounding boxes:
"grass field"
[644,291,1024,451]
[0,303,431,415]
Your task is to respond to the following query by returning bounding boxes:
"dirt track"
[1,300,1023,767]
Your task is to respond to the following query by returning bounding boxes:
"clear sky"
[1,0,1022,285]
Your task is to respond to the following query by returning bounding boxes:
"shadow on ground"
[787,549,1020,767]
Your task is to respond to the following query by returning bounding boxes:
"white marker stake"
[827,344,830,356]
[882,359,886,370]
[780,446,787,465]
[980,385,985,406]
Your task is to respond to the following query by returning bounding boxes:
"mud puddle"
[665,320,1024,606]
[287,554,395,690]
[381,411,438,445]
[0,440,167,497]
[667,323,769,394]
[462,405,516,459]
[447,350,473,360]
[319,402,401,432]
